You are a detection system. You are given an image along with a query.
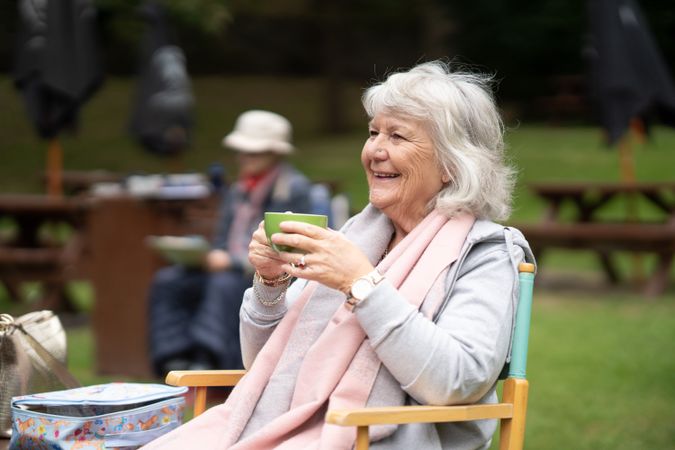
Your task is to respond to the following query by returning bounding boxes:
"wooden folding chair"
[166,262,536,450]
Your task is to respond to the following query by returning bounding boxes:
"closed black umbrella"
[13,0,104,195]
[587,0,675,149]
[129,1,194,158]
[586,0,675,278]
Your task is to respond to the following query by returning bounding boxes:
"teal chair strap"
[508,269,535,379]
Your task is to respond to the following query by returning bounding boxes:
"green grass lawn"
[520,292,675,450]
[2,75,675,449]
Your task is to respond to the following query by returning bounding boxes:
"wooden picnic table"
[0,194,92,310]
[0,189,219,377]
[513,181,675,297]
[530,181,675,222]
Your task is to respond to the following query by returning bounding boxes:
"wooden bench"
[515,222,675,297]
[0,246,83,305]
[0,194,91,310]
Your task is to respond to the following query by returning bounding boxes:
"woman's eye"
[368,130,379,138]
[391,133,403,141]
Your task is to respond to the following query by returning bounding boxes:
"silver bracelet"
[253,276,290,306]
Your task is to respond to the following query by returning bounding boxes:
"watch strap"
[345,269,384,311]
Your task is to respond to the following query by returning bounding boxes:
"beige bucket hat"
[222,110,294,154]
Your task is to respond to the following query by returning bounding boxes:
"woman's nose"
[366,138,388,159]
[372,147,387,159]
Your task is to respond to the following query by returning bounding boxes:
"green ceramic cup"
[264,211,328,253]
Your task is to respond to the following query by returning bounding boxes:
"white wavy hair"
[362,60,515,221]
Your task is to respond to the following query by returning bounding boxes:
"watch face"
[351,278,373,301]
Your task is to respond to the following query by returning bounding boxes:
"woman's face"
[236,151,279,177]
[361,113,448,230]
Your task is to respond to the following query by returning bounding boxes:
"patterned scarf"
[226,165,281,259]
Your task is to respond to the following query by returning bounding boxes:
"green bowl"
[264,211,328,253]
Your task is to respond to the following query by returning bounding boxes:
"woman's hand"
[270,221,374,293]
[206,249,231,272]
[248,221,287,279]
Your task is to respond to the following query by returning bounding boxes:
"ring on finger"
[297,254,307,269]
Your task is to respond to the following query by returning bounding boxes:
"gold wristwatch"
[345,269,384,311]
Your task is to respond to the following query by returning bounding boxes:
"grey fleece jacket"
[239,218,534,450]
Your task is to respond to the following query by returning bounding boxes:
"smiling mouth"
[373,172,400,179]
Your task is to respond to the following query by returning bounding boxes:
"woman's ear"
[441,171,451,184]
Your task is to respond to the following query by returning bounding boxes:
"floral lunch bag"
[10,383,187,449]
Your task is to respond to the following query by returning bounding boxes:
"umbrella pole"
[47,138,64,197]
[618,133,644,284]
[630,117,647,145]
[167,155,185,174]
[618,134,636,184]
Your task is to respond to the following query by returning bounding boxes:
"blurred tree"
[96,0,229,36]
[308,0,448,133]
[95,0,230,74]
[2,0,671,123]
[315,0,347,133]
[443,0,585,105]
[442,0,674,115]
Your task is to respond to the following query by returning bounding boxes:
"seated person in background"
[148,110,313,375]
[143,61,534,449]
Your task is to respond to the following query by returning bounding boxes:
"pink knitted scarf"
[143,208,475,450]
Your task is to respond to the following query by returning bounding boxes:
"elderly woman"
[144,61,534,450]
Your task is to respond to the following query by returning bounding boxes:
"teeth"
[374,172,399,178]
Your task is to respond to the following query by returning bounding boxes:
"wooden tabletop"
[529,181,675,196]
[0,194,91,215]
[40,170,122,192]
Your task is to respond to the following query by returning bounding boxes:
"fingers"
[278,252,312,279]
[279,221,328,239]
[270,223,332,254]
[249,221,284,274]
[270,233,312,254]
[252,221,269,244]
[249,237,280,261]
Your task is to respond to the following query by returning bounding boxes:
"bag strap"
[14,321,81,389]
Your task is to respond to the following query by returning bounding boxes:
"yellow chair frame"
[166,262,535,450]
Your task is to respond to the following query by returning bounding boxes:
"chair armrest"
[165,370,247,418]
[165,369,247,387]
[325,403,513,427]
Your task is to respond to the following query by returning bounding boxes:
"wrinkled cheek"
[405,154,442,199]
[400,171,426,202]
